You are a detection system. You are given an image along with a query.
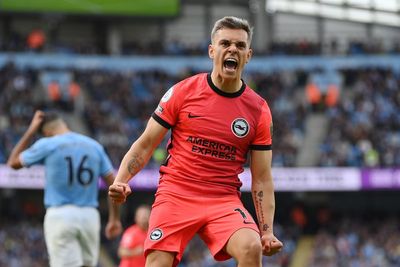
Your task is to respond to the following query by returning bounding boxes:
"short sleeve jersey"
[119,225,147,267]
[152,73,273,196]
[20,132,114,207]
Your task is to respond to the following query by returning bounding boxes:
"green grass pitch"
[0,0,179,16]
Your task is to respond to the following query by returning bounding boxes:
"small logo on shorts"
[234,208,254,225]
[149,228,163,241]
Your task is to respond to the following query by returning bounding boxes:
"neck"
[138,224,148,231]
[211,71,242,93]
[50,127,70,136]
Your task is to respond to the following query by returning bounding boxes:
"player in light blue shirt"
[21,125,112,208]
[7,110,122,267]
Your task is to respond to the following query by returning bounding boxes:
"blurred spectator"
[305,69,341,112]
[290,204,308,231]
[47,80,62,105]
[118,205,151,267]
[27,29,46,52]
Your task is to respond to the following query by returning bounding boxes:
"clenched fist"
[108,182,132,204]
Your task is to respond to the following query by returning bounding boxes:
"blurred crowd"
[0,62,305,168]
[2,28,400,56]
[268,39,400,56]
[0,217,297,267]
[0,62,40,163]
[0,220,47,267]
[2,207,399,267]
[319,68,400,167]
[2,62,400,169]
[309,216,400,267]
[2,60,400,169]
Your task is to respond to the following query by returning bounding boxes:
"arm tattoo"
[127,153,144,175]
[253,190,270,232]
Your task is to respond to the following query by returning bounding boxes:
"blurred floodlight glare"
[266,0,400,26]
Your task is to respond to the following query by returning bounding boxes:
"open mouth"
[223,58,238,71]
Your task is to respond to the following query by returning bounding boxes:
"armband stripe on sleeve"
[249,144,272,150]
[152,113,172,129]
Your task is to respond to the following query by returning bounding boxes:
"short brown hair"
[39,111,62,134]
[211,16,253,44]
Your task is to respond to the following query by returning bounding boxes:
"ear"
[42,129,51,137]
[246,48,253,64]
[208,44,214,59]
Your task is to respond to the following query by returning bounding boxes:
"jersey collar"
[207,73,246,98]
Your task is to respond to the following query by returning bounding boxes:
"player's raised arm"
[7,110,45,169]
[108,117,168,204]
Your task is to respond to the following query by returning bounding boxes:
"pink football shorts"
[144,191,260,266]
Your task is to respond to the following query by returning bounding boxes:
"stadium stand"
[319,68,400,167]
[0,220,48,267]
[309,216,400,267]
[0,62,305,168]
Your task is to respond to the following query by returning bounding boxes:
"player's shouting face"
[209,28,252,80]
